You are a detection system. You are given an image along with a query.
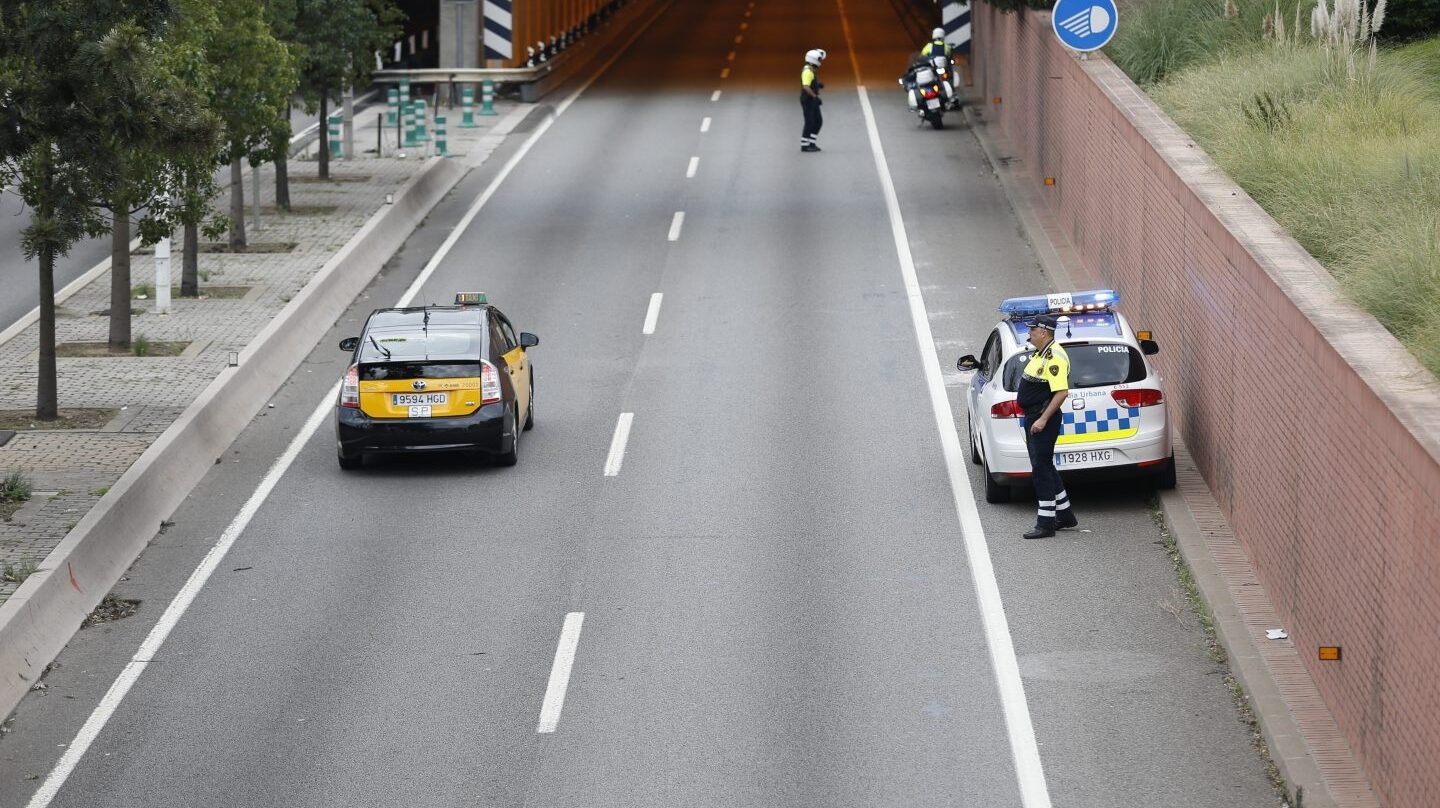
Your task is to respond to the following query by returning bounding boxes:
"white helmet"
[932,27,945,39]
[805,48,826,66]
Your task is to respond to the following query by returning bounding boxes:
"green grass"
[1,560,39,585]
[132,334,151,357]
[0,470,30,503]
[1133,37,1440,377]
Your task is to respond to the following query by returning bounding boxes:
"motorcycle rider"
[800,48,826,153]
[918,27,961,109]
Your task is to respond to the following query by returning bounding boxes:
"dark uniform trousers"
[1023,413,1071,528]
[801,95,823,148]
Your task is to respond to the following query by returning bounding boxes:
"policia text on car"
[1016,314,1078,539]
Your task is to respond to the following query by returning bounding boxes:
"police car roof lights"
[454,292,488,306]
[999,289,1120,318]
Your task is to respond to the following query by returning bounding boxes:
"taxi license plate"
[1055,449,1113,467]
[392,393,447,406]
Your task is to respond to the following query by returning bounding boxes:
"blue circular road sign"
[1052,0,1118,52]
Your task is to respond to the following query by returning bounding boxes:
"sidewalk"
[0,93,526,603]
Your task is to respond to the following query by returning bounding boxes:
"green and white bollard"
[435,114,448,156]
[402,101,417,149]
[386,87,399,126]
[399,77,411,107]
[327,113,343,159]
[460,87,478,128]
[415,99,429,144]
[480,79,497,116]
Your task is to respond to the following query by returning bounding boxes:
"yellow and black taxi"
[334,293,538,469]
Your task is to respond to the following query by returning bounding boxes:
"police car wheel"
[982,462,1012,503]
[495,406,520,467]
[337,449,363,471]
[1153,457,1177,490]
[523,380,534,431]
[967,415,981,465]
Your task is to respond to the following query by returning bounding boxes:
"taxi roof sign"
[1000,289,1120,318]
[454,292,487,305]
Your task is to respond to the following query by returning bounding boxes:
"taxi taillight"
[339,365,359,408]
[1112,389,1163,408]
[991,399,1024,418]
[480,360,502,404]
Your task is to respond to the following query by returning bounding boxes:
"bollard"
[402,100,417,148]
[434,114,447,156]
[386,87,399,126]
[480,79,497,116]
[416,99,429,144]
[399,77,411,108]
[327,113,343,159]
[461,86,477,127]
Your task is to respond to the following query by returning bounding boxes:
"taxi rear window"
[1003,343,1146,391]
[359,362,480,381]
[358,330,482,362]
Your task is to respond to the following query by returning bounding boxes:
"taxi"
[956,289,1174,502]
[334,293,538,469]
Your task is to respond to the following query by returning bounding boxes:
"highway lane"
[1,0,1279,806]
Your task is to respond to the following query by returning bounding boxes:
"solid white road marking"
[711,90,722,102]
[642,293,664,334]
[700,117,712,132]
[668,211,685,242]
[720,67,730,79]
[837,1,1054,806]
[19,3,682,803]
[686,156,700,178]
[537,612,586,733]
[604,413,635,476]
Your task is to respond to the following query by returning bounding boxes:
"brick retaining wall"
[972,7,1440,806]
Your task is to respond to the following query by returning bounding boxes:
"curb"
[0,151,476,723]
[960,101,1377,808]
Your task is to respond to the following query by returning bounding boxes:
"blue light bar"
[999,289,1120,317]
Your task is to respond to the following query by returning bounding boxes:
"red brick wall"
[972,7,1440,807]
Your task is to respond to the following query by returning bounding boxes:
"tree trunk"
[181,220,199,297]
[109,204,132,349]
[229,154,246,250]
[35,154,58,421]
[275,106,291,211]
[318,92,330,181]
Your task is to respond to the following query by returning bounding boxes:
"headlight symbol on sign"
[1051,0,1118,52]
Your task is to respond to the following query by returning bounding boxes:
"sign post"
[1051,0,1118,52]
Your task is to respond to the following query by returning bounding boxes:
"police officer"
[920,27,954,60]
[800,49,826,152]
[1016,314,1078,539]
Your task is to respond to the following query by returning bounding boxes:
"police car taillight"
[991,399,1024,418]
[1112,389,1163,408]
[339,365,360,408]
[480,360,502,404]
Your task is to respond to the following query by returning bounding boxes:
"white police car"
[956,290,1175,503]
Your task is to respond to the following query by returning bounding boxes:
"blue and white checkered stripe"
[1062,406,1140,435]
[942,1,972,55]
[483,0,513,61]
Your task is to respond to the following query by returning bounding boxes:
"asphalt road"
[0,1,1279,806]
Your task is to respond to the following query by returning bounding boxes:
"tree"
[204,0,296,249]
[0,0,203,417]
[291,0,402,180]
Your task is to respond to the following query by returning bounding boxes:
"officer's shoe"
[1023,524,1056,540]
[1055,511,1078,530]
[801,144,820,153]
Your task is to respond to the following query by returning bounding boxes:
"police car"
[334,293,538,469]
[956,290,1174,502]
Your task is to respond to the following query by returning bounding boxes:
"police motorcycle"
[898,54,955,130]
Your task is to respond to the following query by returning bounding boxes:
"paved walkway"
[0,93,525,600]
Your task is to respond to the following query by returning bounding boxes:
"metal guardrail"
[373,66,551,85]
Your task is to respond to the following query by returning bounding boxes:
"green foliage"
[0,470,31,503]
[1150,40,1440,377]
[1110,0,1314,85]
[1379,0,1440,40]
[132,334,151,356]
[979,0,1052,12]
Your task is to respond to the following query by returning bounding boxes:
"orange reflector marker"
[1044,177,1056,186]
[993,96,1002,104]
[1137,330,1152,340]
[1319,646,1342,661]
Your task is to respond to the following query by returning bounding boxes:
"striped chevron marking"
[484,0,513,60]
[942,1,972,52]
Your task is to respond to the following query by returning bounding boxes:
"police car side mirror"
[957,354,979,371]
[1140,339,1159,356]
[338,337,359,352]
[519,332,539,348]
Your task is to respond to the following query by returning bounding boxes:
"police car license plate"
[392,393,447,406]
[1055,449,1113,467]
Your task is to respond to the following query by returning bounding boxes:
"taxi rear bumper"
[335,402,510,456]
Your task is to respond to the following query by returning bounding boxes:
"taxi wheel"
[337,449,363,470]
[495,406,519,467]
[523,382,534,431]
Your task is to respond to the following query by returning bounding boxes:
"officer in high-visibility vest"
[1016,314,1078,539]
[800,49,826,153]
[919,27,954,60]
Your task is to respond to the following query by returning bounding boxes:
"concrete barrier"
[0,154,473,723]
